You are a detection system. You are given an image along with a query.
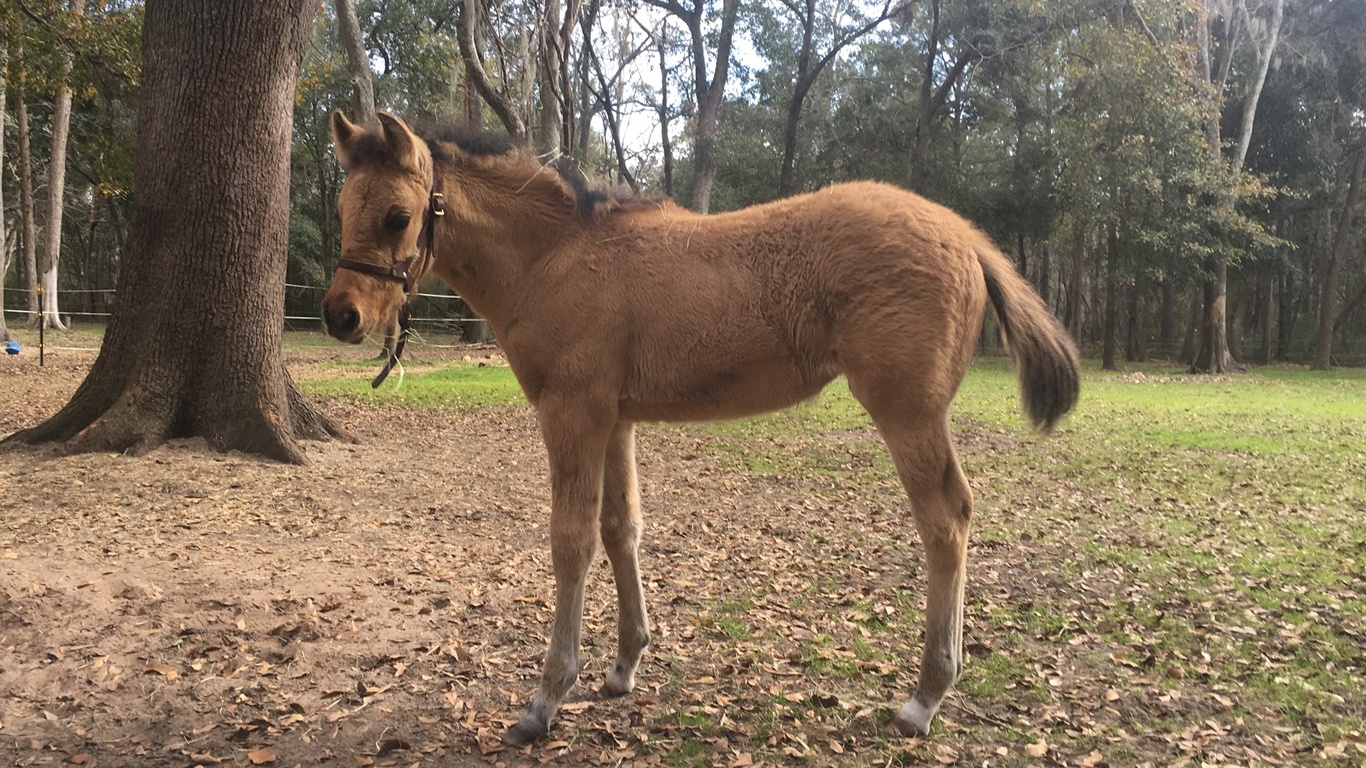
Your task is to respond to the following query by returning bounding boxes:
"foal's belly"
[618,360,841,423]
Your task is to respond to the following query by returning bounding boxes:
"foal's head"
[323,111,436,344]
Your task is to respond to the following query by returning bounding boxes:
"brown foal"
[321,111,1080,745]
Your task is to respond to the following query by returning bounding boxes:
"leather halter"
[336,186,445,387]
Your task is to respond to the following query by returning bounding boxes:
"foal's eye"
[384,212,412,231]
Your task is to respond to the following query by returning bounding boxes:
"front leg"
[505,396,615,747]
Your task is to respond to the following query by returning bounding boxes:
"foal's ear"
[377,111,425,173]
[331,110,361,169]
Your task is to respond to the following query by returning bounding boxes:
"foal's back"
[537,181,992,424]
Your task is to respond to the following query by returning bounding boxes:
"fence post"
[36,285,44,367]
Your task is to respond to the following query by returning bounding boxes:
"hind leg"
[850,376,973,735]
[886,417,971,734]
[599,422,651,695]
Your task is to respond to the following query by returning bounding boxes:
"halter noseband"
[336,186,445,388]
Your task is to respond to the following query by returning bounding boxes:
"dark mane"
[413,120,659,220]
[414,121,518,160]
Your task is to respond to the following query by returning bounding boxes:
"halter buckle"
[432,192,446,216]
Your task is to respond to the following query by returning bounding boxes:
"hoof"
[503,707,550,747]
[890,695,936,736]
[600,664,635,698]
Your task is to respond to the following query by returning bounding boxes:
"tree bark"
[1193,260,1232,372]
[17,90,39,319]
[1067,228,1084,342]
[1231,0,1282,176]
[1193,0,1281,373]
[1312,142,1366,369]
[646,0,738,213]
[1228,278,1247,364]
[1159,277,1175,349]
[3,0,350,463]
[1275,271,1294,361]
[1039,244,1051,308]
[1257,277,1272,364]
[459,0,528,142]
[38,0,89,331]
[1125,279,1145,362]
[0,42,9,342]
[1102,226,1118,370]
[777,0,897,196]
[535,0,565,154]
[649,18,675,196]
[335,0,378,127]
[1180,285,1200,364]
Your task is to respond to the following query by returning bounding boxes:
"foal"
[322,111,1080,745]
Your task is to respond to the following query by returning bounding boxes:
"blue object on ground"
[5,341,19,355]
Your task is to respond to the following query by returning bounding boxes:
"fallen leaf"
[144,664,178,681]
[1026,739,1048,758]
[247,747,276,764]
[1080,749,1105,767]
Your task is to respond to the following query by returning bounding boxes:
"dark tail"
[977,247,1080,431]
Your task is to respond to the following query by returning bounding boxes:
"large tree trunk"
[1193,261,1232,372]
[1193,0,1281,373]
[3,0,349,463]
[335,0,377,127]
[18,89,40,318]
[1312,143,1366,369]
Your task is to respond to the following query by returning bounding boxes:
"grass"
[300,355,1366,761]
[304,361,524,408]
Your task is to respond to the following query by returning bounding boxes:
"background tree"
[2,0,1364,367]
[36,0,87,330]
[4,0,348,461]
[335,0,377,127]
[645,0,740,213]
[0,38,10,343]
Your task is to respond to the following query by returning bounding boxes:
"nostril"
[335,307,359,333]
[324,305,360,335]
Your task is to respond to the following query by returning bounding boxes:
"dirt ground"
[0,344,1345,767]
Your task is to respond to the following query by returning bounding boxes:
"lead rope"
[371,189,444,388]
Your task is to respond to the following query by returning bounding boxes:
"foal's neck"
[428,152,582,333]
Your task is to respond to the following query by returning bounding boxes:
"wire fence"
[2,283,485,326]
[5,286,1362,366]
[2,284,492,354]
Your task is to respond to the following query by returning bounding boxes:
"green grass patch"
[301,361,526,408]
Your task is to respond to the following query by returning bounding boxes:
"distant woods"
[2,0,1365,367]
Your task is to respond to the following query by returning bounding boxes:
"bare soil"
[0,344,1335,767]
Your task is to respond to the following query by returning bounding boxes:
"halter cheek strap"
[336,187,445,388]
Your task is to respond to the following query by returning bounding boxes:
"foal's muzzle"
[323,303,363,343]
